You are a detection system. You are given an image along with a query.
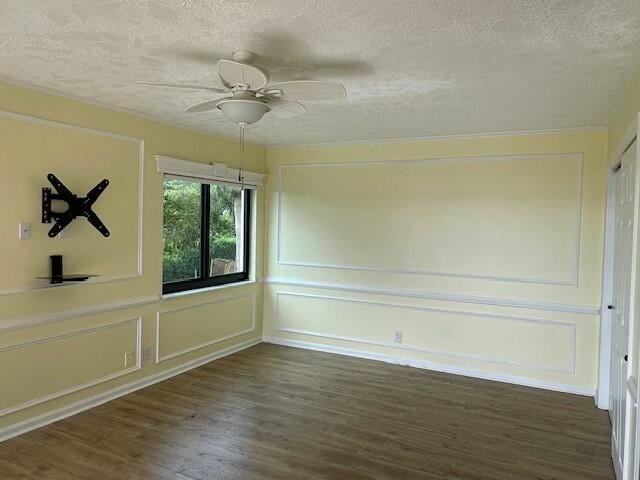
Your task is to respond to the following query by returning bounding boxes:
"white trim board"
[0,317,142,417]
[155,292,257,363]
[265,277,600,315]
[0,337,262,443]
[274,291,577,374]
[0,294,158,332]
[0,109,145,296]
[276,152,584,286]
[263,336,594,397]
[160,279,257,300]
[156,155,265,188]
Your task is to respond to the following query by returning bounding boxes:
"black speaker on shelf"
[50,255,63,284]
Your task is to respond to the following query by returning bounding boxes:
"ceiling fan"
[137,50,347,126]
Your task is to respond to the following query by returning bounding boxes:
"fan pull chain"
[239,123,246,189]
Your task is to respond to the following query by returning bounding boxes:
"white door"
[610,143,637,479]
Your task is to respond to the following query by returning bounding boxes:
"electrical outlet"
[124,351,134,367]
[142,346,153,362]
[394,331,403,344]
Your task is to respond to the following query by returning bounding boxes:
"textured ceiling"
[0,0,639,145]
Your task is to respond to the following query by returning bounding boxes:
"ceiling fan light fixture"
[216,98,271,125]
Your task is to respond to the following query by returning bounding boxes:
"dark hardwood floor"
[0,343,613,479]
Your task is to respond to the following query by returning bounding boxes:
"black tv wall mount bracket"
[42,173,110,238]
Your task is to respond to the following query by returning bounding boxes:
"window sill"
[161,279,257,300]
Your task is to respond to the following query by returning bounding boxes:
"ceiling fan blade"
[136,81,227,93]
[266,81,346,101]
[185,100,222,113]
[264,98,306,119]
[217,59,268,90]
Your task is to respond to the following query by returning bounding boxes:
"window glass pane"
[209,184,244,277]
[163,178,201,283]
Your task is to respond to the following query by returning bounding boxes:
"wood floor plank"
[0,343,613,479]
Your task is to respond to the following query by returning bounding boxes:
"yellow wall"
[0,81,265,438]
[263,130,609,394]
[0,70,629,438]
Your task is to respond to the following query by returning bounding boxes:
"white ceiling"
[0,0,638,145]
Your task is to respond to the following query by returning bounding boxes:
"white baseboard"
[0,337,262,443]
[263,336,595,397]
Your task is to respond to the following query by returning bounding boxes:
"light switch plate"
[18,222,31,240]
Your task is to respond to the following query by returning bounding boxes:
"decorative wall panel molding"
[274,291,577,374]
[0,295,158,332]
[0,317,142,417]
[276,153,583,285]
[265,277,600,315]
[156,293,256,363]
[0,109,144,295]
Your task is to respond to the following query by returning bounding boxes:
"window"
[162,177,250,294]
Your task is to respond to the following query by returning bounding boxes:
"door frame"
[597,113,640,480]
[624,116,640,480]
[598,115,639,411]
